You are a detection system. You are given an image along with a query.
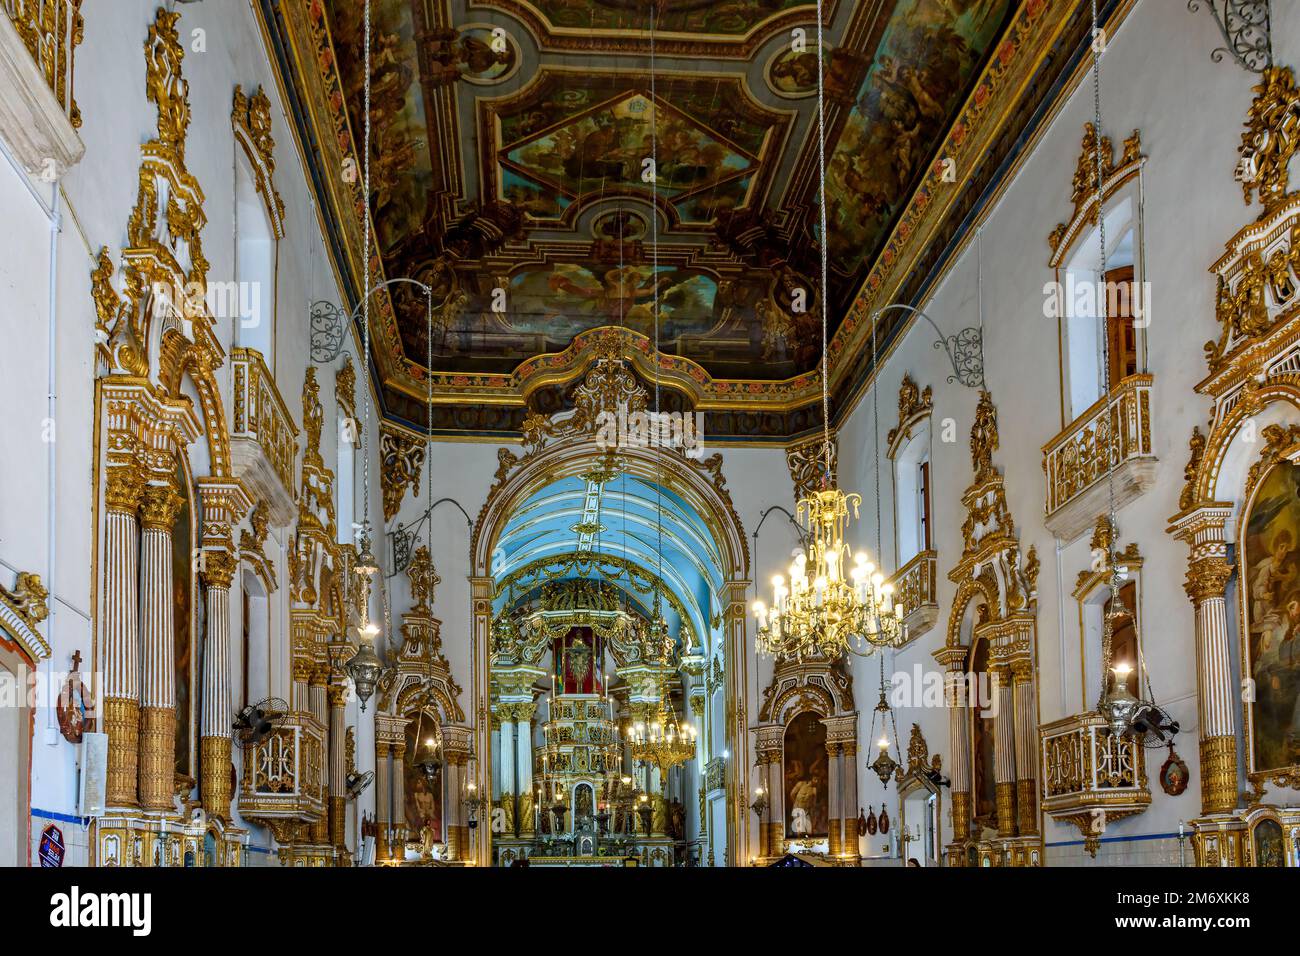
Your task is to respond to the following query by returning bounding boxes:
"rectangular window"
[918,458,932,552]
[1105,265,1138,386]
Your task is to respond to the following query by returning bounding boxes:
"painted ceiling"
[261,0,1099,438]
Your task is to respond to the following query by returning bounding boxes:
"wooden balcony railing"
[1040,712,1150,856]
[1041,374,1156,542]
[238,712,327,823]
[230,347,298,526]
[888,549,938,641]
[4,0,81,126]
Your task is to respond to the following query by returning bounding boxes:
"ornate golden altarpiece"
[753,651,858,865]
[1170,64,1300,867]
[936,391,1042,866]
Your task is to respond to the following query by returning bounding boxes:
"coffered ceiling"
[257,0,1099,440]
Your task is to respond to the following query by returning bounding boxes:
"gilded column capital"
[496,703,515,723]
[515,701,536,723]
[376,740,390,758]
[328,684,348,709]
[140,480,184,531]
[310,662,330,687]
[199,550,237,590]
[1010,658,1034,684]
[292,655,313,685]
[105,459,147,514]
[1184,556,1233,604]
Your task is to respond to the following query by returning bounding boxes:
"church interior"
[3,0,1300,875]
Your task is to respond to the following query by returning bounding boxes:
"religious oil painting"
[404,715,443,841]
[1244,460,1300,775]
[784,710,829,838]
[507,263,721,345]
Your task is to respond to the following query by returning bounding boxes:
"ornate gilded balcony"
[1041,374,1156,542]
[1040,712,1150,856]
[230,347,299,527]
[0,0,84,175]
[238,711,327,824]
[888,549,938,641]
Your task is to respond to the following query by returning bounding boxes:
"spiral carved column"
[103,460,146,808]
[138,478,184,810]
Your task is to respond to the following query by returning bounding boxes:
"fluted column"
[328,682,347,850]
[990,660,1017,838]
[841,739,859,861]
[1171,506,1238,816]
[391,742,406,845]
[754,755,771,859]
[516,702,535,836]
[309,664,329,844]
[937,647,972,846]
[498,707,516,837]
[103,459,146,808]
[138,478,184,811]
[1188,556,1237,813]
[1011,656,1038,836]
[826,739,842,856]
[445,754,465,860]
[375,740,391,860]
[199,550,237,820]
[767,750,785,856]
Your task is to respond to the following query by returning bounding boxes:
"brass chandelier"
[627,598,696,773]
[751,0,903,660]
[627,690,697,774]
[754,489,905,658]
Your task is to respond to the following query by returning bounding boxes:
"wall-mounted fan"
[1129,701,1180,749]
[347,770,375,800]
[232,698,288,748]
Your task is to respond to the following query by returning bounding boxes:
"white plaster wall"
[837,0,1300,865]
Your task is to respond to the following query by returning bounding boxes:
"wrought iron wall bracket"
[388,497,473,575]
[871,304,985,390]
[1187,0,1272,73]
[309,276,437,364]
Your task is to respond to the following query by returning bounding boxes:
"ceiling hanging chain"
[814,0,832,482]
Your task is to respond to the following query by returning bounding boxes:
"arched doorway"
[472,437,749,866]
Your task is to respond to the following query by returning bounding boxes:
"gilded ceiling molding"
[379,426,425,523]
[0,571,50,661]
[231,84,286,238]
[886,372,933,458]
[1047,124,1144,265]
[785,431,835,503]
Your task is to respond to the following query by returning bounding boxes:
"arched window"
[888,374,934,567]
[1048,127,1147,429]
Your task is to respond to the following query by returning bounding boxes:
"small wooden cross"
[70,650,82,673]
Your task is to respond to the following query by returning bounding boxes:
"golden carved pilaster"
[1199,735,1238,816]
[137,708,175,810]
[518,787,534,836]
[104,697,140,807]
[201,735,232,821]
[995,782,1017,839]
[951,791,972,843]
